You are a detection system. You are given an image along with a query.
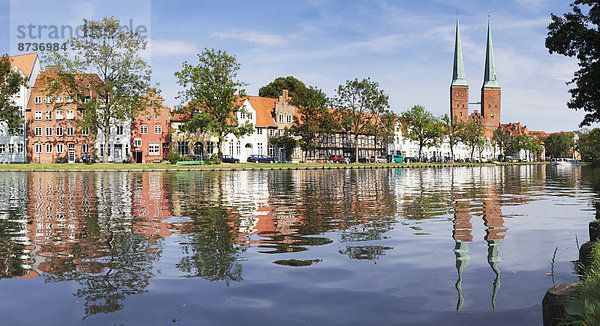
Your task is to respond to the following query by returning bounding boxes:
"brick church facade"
[450,19,501,138]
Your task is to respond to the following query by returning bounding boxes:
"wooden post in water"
[542,283,579,326]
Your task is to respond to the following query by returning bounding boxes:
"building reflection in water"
[0,165,566,318]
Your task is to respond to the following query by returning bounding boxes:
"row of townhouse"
[2,54,528,164]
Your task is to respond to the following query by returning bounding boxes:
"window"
[149,143,160,156]
[229,141,234,155]
[154,113,159,120]
[66,127,74,136]
[278,129,284,136]
[45,127,52,136]
[269,144,276,157]
[7,144,13,154]
[236,141,241,156]
[258,143,263,155]
[34,96,42,104]
[207,141,214,155]
[269,129,275,136]
[35,144,42,153]
[247,113,252,120]
[140,125,148,134]
[56,143,63,153]
[17,144,23,153]
[35,127,42,136]
[45,96,52,103]
[46,144,53,153]
[66,96,73,103]
[35,111,42,120]
[177,141,189,156]
[154,125,162,134]
[66,110,74,119]
[116,125,123,135]
[56,127,63,136]
[240,112,246,120]
[82,144,89,153]
[55,96,62,103]
[257,128,263,135]
[133,138,142,147]
[0,144,4,154]
[287,115,292,123]
[45,111,52,120]
[56,110,63,120]
[82,127,89,136]
[99,144,104,157]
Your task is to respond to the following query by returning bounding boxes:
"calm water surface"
[0,165,598,325]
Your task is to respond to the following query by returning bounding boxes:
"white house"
[1,53,41,163]
[224,97,274,161]
[94,118,131,163]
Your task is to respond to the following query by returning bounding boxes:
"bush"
[207,153,221,165]
[167,151,182,164]
[55,157,68,163]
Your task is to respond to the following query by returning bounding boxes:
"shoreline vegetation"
[0,161,550,171]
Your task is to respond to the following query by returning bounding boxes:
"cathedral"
[450,18,501,138]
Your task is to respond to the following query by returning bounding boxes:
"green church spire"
[483,19,499,87]
[452,17,468,86]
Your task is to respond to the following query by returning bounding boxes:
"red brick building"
[131,90,171,163]
[26,68,99,163]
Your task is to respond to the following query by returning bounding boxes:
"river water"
[0,165,597,325]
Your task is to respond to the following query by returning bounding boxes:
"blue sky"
[3,0,593,132]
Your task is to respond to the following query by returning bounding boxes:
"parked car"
[220,155,240,163]
[357,156,368,163]
[329,155,346,163]
[370,156,387,163]
[387,154,405,163]
[247,154,275,163]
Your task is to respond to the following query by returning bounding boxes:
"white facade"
[94,119,132,163]
[389,126,498,162]
[224,100,269,161]
[1,54,41,163]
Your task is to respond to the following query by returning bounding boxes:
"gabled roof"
[246,96,277,127]
[8,53,37,79]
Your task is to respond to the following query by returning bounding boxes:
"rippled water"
[0,165,598,325]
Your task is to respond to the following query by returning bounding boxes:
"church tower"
[450,18,469,122]
[481,20,501,132]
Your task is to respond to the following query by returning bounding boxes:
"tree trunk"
[354,133,359,163]
[103,127,110,163]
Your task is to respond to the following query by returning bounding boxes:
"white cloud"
[212,30,288,46]
[150,39,197,57]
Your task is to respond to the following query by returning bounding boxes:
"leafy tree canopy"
[399,105,442,161]
[259,76,307,99]
[544,132,574,157]
[0,55,27,132]
[546,0,600,126]
[175,48,253,156]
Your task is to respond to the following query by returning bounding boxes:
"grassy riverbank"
[563,241,600,323]
[0,161,550,171]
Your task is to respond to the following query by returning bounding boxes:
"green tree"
[441,114,465,161]
[0,55,27,132]
[270,131,298,162]
[459,119,485,161]
[175,48,254,156]
[546,1,600,126]
[399,105,443,161]
[369,109,397,156]
[515,134,542,161]
[492,127,510,160]
[290,86,339,161]
[44,17,153,163]
[333,78,390,162]
[577,128,600,165]
[544,132,574,158]
[258,76,308,99]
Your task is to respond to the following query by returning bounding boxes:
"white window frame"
[45,143,53,153]
[0,144,4,154]
[17,144,23,153]
[133,138,142,147]
[56,110,63,120]
[56,143,63,153]
[82,127,89,136]
[35,127,42,136]
[45,96,52,104]
[140,125,148,134]
[154,125,162,134]
[34,111,42,120]
[35,144,42,153]
[34,96,42,104]
[66,127,74,136]
[45,127,52,136]
[56,127,63,136]
[45,111,52,120]
[8,144,14,154]
[55,96,63,103]
[66,110,74,120]
[148,142,160,156]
